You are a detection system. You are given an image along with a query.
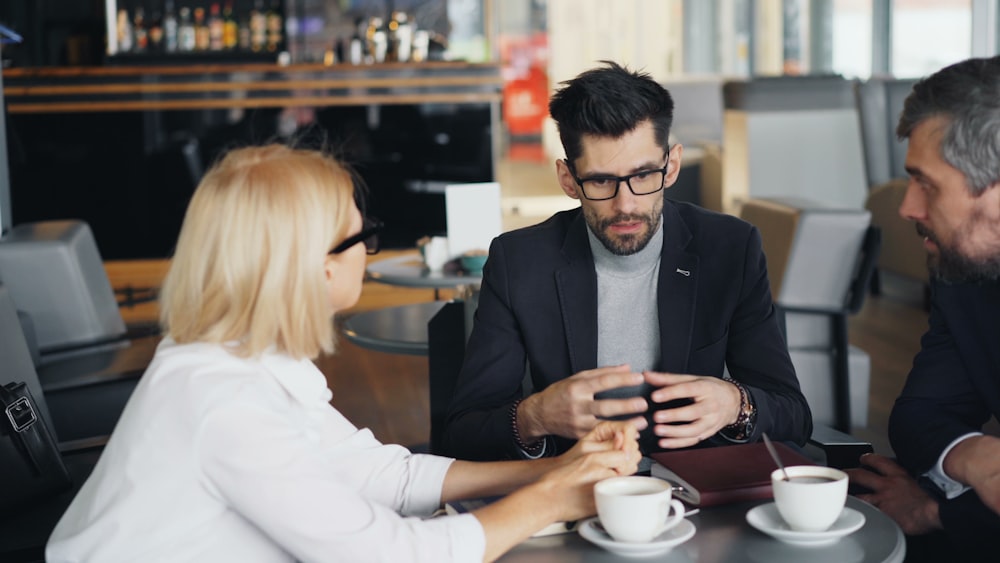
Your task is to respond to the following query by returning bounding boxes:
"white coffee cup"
[594,476,686,543]
[420,236,450,272]
[771,465,848,532]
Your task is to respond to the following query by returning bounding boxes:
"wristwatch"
[723,381,757,441]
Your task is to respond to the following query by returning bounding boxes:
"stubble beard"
[584,199,663,256]
[918,220,1000,283]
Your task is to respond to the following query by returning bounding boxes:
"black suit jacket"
[889,279,1000,554]
[441,202,812,460]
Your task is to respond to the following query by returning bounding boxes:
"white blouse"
[46,340,485,562]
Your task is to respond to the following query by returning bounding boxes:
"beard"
[583,199,663,256]
[917,222,1000,283]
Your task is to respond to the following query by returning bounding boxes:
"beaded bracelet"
[510,399,545,456]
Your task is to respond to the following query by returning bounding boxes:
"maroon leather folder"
[650,442,816,507]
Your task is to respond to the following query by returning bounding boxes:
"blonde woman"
[45,145,639,563]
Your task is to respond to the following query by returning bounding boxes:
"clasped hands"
[517,364,743,449]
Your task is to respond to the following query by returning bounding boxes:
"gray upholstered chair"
[0,220,155,442]
[707,75,868,214]
[864,178,928,298]
[740,197,880,433]
[0,220,126,356]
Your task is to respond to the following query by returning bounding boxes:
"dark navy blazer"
[442,201,812,460]
[890,279,1000,554]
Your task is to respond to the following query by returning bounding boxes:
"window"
[832,0,873,78]
[892,0,971,78]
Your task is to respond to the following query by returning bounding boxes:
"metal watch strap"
[723,381,756,440]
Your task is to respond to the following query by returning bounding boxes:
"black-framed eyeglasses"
[566,149,670,201]
[329,217,384,255]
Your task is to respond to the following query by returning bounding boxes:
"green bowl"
[460,254,488,274]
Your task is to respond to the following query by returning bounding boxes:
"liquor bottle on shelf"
[366,16,386,63]
[148,10,164,51]
[116,8,134,53]
[250,0,267,52]
[194,7,210,51]
[208,3,224,51]
[238,16,252,51]
[163,1,179,52]
[223,1,238,50]
[178,6,196,52]
[265,0,283,52]
[391,11,413,62]
[411,29,429,62]
[349,17,364,64]
[133,7,148,52]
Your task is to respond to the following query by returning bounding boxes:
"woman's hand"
[467,421,640,561]
[535,421,641,522]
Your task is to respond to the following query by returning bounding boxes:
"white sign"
[445,182,502,258]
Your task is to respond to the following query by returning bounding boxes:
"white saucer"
[578,517,696,558]
[746,503,866,547]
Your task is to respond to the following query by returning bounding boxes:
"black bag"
[0,381,72,510]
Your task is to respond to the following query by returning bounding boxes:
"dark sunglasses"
[329,217,383,255]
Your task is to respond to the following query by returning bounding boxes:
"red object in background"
[503,64,548,137]
[500,32,548,138]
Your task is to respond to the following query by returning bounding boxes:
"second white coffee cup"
[420,236,450,272]
[771,465,848,532]
[594,476,686,543]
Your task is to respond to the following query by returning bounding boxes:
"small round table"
[341,301,448,356]
[366,254,482,298]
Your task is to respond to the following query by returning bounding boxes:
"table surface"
[366,254,482,289]
[501,496,904,563]
[341,301,447,356]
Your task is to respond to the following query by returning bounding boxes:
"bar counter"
[3,61,503,113]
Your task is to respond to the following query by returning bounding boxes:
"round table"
[341,301,448,356]
[366,254,482,296]
[501,495,904,562]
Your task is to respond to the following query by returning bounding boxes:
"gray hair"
[897,56,1000,196]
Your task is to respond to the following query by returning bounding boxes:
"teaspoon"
[762,432,790,481]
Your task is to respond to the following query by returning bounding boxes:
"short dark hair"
[548,61,674,163]
[897,56,1000,195]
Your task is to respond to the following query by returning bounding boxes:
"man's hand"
[643,371,741,449]
[517,365,648,441]
[943,435,1000,516]
[846,453,942,535]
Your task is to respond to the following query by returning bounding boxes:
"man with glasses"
[441,62,811,462]
[845,56,1000,563]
